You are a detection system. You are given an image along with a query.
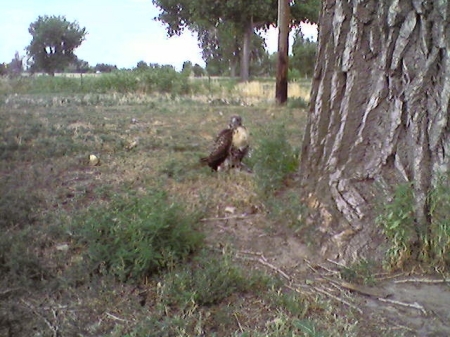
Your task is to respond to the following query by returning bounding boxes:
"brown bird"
[200,115,244,171]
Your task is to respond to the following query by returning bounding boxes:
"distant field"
[3,73,312,104]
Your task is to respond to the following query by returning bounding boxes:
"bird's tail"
[200,157,209,165]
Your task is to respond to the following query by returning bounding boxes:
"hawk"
[200,115,249,171]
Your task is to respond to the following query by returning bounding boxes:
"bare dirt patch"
[205,204,450,336]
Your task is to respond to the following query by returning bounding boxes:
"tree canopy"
[153,0,319,35]
[290,29,317,78]
[26,15,87,75]
[152,0,320,80]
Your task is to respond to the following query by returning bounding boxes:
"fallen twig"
[200,215,249,222]
[0,287,22,298]
[226,252,289,280]
[316,263,341,275]
[326,258,347,268]
[377,298,427,315]
[238,249,264,256]
[325,278,392,299]
[237,250,267,262]
[257,258,291,281]
[391,323,416,333]
[374,272,406,281]
[394,278,448,284]
[105,312,129,322]
[21,299,59,337]
[312,286,363,314]
[234,312,245,332]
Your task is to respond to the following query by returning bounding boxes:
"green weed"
[267,287,311,318]
[293,319,328,337]
[124,250,275,336]
[427,174,450,267]
[265,190,306,230]
[0,186,42,230]
[0,229,50,286]
[160,250,271,308]
[378,177,450,270]
[249,122,299,198]
[340,259,376,285]
[73,189,204,282]
[287,96,309,109]
[376,183,416,268]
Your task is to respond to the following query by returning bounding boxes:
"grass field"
[0,78,435,336]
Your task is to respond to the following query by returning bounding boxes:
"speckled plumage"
[200,128,234,171]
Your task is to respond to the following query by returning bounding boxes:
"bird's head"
[229,115,243,129]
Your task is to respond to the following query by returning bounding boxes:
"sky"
[0,0,318,70]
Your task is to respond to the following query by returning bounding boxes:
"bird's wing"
[201,128,233,170]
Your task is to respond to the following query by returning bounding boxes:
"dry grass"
[0,92,313,335]
[236,80,311,102]
[0,85,408,336]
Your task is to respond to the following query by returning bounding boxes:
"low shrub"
[377,176,450,269]
[0,187,42,230]
[160,250,271,308]
[0,228,52,287]
[74,189,204,282]
[376,183,416,268]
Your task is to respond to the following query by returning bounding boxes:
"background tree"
[249,35,272,77]
[300,0,450,264]
[181,61,193,75]
[200,22,269,77]
[0,63,7,76]
[276,0,290,104]
[198,21,241,77]
[152,0,319,81]
[136,60,149,71]
[74,58,91,73]
[64,57,91,73]
[289,29,317,78]
[7,51,24,77]
[26,15,87,76]
[94,63,117,73]
[192,63,205,77]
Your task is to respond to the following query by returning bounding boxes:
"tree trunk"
[240,19,253,82]
[276,0,290,104]
[300,0,450,263]
[230,58,238,78]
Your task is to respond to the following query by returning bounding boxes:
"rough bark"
[300,0,450,263]
[276,0,290,104]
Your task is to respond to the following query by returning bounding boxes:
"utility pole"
[275,0,290,104]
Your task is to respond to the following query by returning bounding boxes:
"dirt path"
[203,213,450,337]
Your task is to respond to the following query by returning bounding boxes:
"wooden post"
[275,0,290,104]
